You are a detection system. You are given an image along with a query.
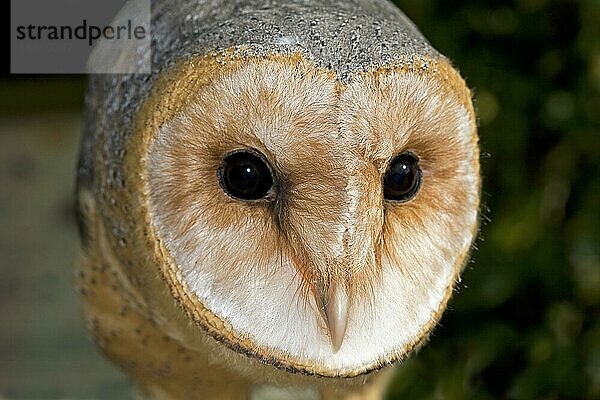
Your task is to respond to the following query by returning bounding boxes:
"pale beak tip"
[329,325,345,353]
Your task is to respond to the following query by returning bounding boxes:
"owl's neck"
[251,385,320,400]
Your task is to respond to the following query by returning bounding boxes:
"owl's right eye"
[218,150,274,201]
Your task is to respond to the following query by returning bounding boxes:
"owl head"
[83,0,480,379]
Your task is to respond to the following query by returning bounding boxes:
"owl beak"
[315,282,349,352]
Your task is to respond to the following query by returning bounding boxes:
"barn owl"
[76,0,480,399]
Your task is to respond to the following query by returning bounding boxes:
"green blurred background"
[1,0,598,399]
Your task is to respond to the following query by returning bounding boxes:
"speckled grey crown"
[79,0,442,236]
[151,0,440,81]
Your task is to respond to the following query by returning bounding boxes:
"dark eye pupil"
[227,163,259,191]
[219,151,273,200]
[383,153,421,202]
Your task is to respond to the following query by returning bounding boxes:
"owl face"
[141,53,479,376]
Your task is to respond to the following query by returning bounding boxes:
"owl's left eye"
[383,152,422,202]
[218,150,274,201]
